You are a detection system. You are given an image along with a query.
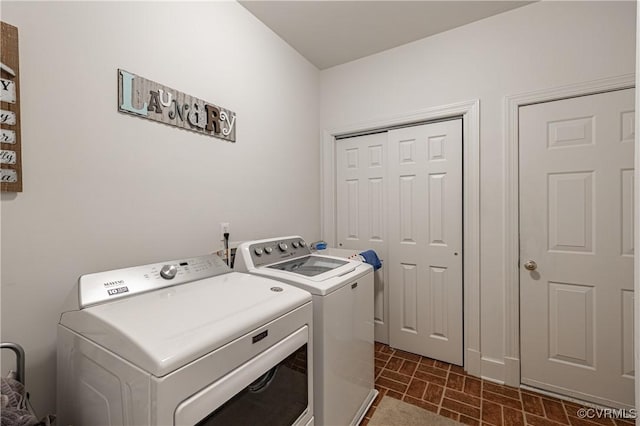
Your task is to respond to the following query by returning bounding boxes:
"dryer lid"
[59,272,311,377]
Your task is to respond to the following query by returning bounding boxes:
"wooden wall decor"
[1,22,21,192]
[118,69,236,142]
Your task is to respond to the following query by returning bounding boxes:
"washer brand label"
[103,279,125,288]
[107,286,129,296]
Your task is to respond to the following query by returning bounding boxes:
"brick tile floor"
[362,342,636,426]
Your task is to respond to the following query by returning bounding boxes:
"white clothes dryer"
[235,236,377,426]
[57,253,314,426]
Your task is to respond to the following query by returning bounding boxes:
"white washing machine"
[57,253,314,426]
[235,236,377,426]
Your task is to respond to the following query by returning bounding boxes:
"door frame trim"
[503,73,635,387]
[321,99,481,376]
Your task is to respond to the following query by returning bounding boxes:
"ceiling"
[239,1,534,70]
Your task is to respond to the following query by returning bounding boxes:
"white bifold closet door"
[387,120,463,365]
[336,119,463,365]
[336,132,390,343]
[520,88,635,408]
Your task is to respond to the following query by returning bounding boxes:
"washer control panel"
[250,237,310,267]
[78,254,229,308]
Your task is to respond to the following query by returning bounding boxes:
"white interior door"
[520,88,635,408]
[387,120,463,365]
[336,132,390,343]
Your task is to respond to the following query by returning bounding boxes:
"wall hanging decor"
[1,22,22,192]
[117,69,236,142]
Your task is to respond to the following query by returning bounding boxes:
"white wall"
[320,1,636,381]
[0,1,319,415]
[635,2,639,420]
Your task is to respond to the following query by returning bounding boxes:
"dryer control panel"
[248,237,311,267]
[78,254,229,308]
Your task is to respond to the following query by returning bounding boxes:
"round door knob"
[524,260,537,271]
[160,264,178,279]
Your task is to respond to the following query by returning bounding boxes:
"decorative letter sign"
[1,22,21,191]
[1,129,15,144]
[117,69,236,142]
[0,79,16,103]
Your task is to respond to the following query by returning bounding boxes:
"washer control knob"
[292,241,300,248]
[278,242,288,252]
[264,246,273,254]
[254,247,264,256]
[160,264,178,280]
[299,240,306,247]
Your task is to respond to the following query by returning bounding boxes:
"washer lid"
[266,255,349,277]
[59,272,311,377]
[249,260,373,296]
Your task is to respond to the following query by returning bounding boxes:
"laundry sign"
[118,69,236,142]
